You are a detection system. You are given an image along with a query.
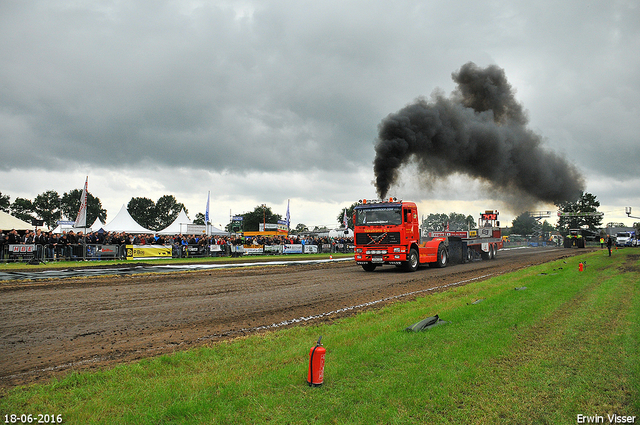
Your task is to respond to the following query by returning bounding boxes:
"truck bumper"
[355,253,407,265]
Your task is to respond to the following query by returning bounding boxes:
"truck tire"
[431,244,448,268]
[361,263,377,272]
[404,248,419,272]
[491,244,497,259]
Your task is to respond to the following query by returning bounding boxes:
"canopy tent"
[0,211,34,231]
[89,217,105,230]
[328,227,354,238]
[157,209,228,236]
[209,225,227,236]
[101,204,154,234]
[52,217,106,234]
[157,209,192,235]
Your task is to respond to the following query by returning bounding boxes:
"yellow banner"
[126,245,172,260]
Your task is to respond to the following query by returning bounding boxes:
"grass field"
[1,250,638,424]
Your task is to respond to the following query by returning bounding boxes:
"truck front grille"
[356,232,401,245]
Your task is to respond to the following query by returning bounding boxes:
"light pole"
[626,207,640,220]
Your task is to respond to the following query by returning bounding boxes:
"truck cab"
[353,199,447,272]
[615,231,637,247]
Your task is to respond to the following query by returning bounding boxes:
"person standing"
[606,235,613,257]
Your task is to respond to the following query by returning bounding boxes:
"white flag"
[74,177,88,228]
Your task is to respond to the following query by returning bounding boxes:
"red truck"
[353,198,503,272]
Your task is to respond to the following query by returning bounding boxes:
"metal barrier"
[1,241,354,263]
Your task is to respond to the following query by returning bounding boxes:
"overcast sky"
[2,0,639,229]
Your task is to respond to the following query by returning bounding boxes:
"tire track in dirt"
[0,247,587,388]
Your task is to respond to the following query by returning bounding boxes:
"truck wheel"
[491,244,497,259]
[431,244,448,268]
[404,248,419,272]
[361,263,377,272]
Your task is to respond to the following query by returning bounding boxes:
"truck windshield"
[355,207,402,226]
[617,233,630,238]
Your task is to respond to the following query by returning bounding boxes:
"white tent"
[89,217,105,231]
[101,204,154,234]
[329,227,354,238]
[0,211,34,231]
[157,209,192,235]
[209,225,228,236]
[52,217,106,234]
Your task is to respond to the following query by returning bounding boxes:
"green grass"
[1,250,638,424]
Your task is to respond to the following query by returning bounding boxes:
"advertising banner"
[99,245,119,258]
[125,245,172,260]
[9,245,36,258]
[243,246,264,255]
[304,244,318,254]
[283,244,303,254]
[9,244,35,254]
[428,231,470,238]
[264,245,283,254]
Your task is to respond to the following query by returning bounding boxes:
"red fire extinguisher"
[307,336,325,387]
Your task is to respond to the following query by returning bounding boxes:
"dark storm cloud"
[0,0,638,217]
[374,63,585,207]
[0,1,393,173]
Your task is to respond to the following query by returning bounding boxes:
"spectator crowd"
[0,228,354,262]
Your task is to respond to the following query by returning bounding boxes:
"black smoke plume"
[374,62,585,208]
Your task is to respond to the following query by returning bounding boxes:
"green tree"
[541,220,555,234]
[511,212,536,236]
[127,196,187,231]
[0,192,10,213]
[128,197,157,230]
[237,205,282,232]
[336,203,359,230]
[422,212,476,231]
[556,192,602,232]
[33,190,62,229]
[10,197,35,224]
[155,195,186,230]
[193,213,206,225]
[60,189,107,225]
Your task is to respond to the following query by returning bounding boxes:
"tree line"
[333,192,610,236]
[0,190,187,232]
[1,189,619,236]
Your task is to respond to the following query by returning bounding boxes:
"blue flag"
[205,191,210,224]
[286,199,290,228]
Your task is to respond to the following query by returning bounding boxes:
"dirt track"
[0,247,589,388]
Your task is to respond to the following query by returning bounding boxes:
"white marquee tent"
[0,211,34,231]
[52,217,106,234]
[101,205,153,234]
[157,209,228,236]
[157,209,191,235]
